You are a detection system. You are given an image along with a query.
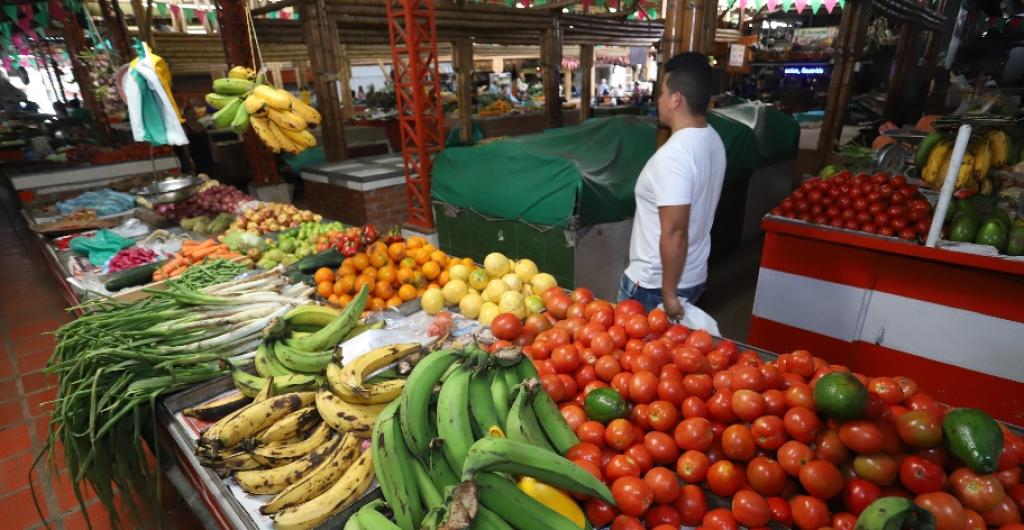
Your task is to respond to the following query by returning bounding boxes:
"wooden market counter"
[749,216,1024,426]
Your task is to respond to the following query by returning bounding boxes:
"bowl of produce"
[137,175,203,204]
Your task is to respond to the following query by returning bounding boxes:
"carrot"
[198,238,217,249]
[189,246,221,259]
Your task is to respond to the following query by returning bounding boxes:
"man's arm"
[659,204,690,321]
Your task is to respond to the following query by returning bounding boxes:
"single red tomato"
[559,404,586,431]
[763,389,786,416]
[784,384,816,410]
[783,406,821,443]
[624,314,650,339]
[722,424,757,461]
[675,484,707,525]
[644,431,680,466]
[831,512,857,530]
[707,460,745,497]
[732,490,771,527]
[625,443,654,474]
[789,495,830,530]
[645,506,681,529]
[746,456,787,496]
[676,449,711,483]
[674,417,714,451]
[751,415,787,451]
[767,496,792,526]
[610,514,644,530]
[550,344,581,374]
[843,478,882,515]
[605,418,635,451]
[576,420,606,447]
[629,371,659,404]
[949,467,1006,513]
[708,390,738,423]
[656,377,687,406]
[606,454,642,482]
[838,420,885,454]
[915,492,966,530]
[899,455,946,494]
[594,355,621,382]
[644,466,682,504]
[815,429,851,465]
[799,460,843,499]
[683,374,714,400]
[732,389,767,422]
[981,495,1021,526]
[646,400,678,432]
[896,410,943,449]
[566,442,602,466]
[777,440,814,477]
[647,308,670,335]
[611,476,654,517]
[703,508,739,530]
[586,498,619,526]
[732,366,766,392]
[490,313,522,340]
[539,373,566,402]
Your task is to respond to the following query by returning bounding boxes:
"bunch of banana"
[917,128,1011,195]
[205,68,257,134]
[363,343,609,530]
[246,84,321,155]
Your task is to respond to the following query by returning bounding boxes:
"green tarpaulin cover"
[431,115,759,228]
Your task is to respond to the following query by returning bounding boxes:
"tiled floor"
[0,182,203,530]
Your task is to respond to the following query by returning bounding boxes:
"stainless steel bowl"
[137,176,202,204]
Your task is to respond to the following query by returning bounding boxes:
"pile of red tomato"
[770,170,935,241]
[485,286,1024,530]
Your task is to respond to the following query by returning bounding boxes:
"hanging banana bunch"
[914,127,1011,195]
[203,66,322,155]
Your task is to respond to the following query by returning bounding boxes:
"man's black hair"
[663,52,712,116]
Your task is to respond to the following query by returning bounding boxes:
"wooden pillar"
[218,0,280,184]
[339,45,354,121]
[579,43,594,121]
[453,38,474,144]
[541,23,563,129]
[96,0,133,63]
[130,0,152,47]
[883,23,920,124]
[63,5,111,136]
[657,0,705,145]
[816,0,872,167]
[300,0,348,161]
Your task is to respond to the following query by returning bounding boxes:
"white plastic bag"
[658,299,721,336]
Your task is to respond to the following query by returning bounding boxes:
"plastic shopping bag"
[658,298,721,336]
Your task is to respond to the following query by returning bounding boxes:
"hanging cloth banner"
[204,10,217,28]
[34,2,50,28]
[16,19,37,41]
[267,10,278,18]
[0,21,10,40]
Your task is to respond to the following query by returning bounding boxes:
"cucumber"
[942,408,1004,474]
[104,261,165,291]
[292,248,344,274]
[916,131,944,168]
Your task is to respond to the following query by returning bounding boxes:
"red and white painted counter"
[749,216,1024,426]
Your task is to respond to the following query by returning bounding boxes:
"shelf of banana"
[916,128,1012,195]
[204,66,321,154]
[352,342,615,530]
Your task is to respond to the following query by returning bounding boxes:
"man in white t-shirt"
[620,52,726,321]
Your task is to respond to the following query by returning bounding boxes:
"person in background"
[598,78,610,96]
[619,52,726,321]
[357,85,366,101]
[67,98,93,125]
[183,104,215,176]
[632,81,645,105]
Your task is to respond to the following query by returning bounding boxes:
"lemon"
[478,302,500,325]
[421,288,445,315]
[442,279,469,304]
[468,268,490,291]
[449,263,470,283]
[514,259,539,283]
[459,292,483,319]
[529,272,557,296]
[499,291,526,319]
[502,273,523,292]
[484,252,512,278]
[483,279,509,303]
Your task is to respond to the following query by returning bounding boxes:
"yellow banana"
[254,84,292,111]
[922,140,951,187]
[253,422,334,463]
[517,477,587,529]
[326,361,404,405]
[282,128,317,150]
[267,107,307,132]
[229,66,256,80]
[970,137,992,180]
[244,93,267,115]
[986,129,1010,167]
[339,343,421,399]
[235,433,340,495]
[261,433,361,514]
[272,449,374,530]
[315,388,384,437]
[199,391,315,451]
[288,93,321,125]
[251,116,282,153]
[956,153,976,188]
[256,406,320,445]
[267,121,302,154]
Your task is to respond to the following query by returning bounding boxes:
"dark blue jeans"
[617,273,706,313]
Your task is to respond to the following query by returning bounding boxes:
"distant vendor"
[619,53,726,321]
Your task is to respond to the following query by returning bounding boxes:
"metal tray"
[137,176,202,204]
[158,376,381,530]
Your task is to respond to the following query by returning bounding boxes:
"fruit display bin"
[749,216,1024,426]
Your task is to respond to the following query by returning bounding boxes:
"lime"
[814,372,868,420]
[584,387,628,424]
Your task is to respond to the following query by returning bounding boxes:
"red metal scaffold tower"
[385,0,446,230]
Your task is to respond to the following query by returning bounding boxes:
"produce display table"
[6,157,180,200]
[749,216,1024,426]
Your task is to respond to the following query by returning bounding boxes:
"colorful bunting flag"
[824,0,836,12]
[794,0,807,11]
[49,0,64,24]
[753,0,763,9]
[1,5,17,21]
[809,0,822,13]
[20,4,34,17]
[183,7,194,21]
[34,2,50,27]
[267,10,278,18]
[781,0,793,11]
[0,21,10,39]
[280,9,291,20]
[157,2,169,16]
[766,0,779,10]
[205,10,217,26]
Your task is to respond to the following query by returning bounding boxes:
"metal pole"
[926,124,970,247]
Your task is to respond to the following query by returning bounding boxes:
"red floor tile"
[26,387,58,418]
[54,471,98,514]
[21,371,57,395]
[0,450,40,496]
[0,397,23,427]
[0,422,33,454]
[0,486,50,530]
[9,334,56,357]
[16,351,51,375]
[0,357,13,380]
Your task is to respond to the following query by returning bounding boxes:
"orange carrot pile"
[153,239,241,281]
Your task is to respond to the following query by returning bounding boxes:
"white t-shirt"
[625,126,726,290]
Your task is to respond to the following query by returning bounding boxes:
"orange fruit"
[341,257,354,269]
[333,279,346,296]
[411,270,426,288]
[407,236,425,249]
[378,266,397,285]
[317,281,334,298]
[423,244,437,256]
[369,250,390,269]
[461,257,474,268]
[354,276,374,295]
[338,263,356,277]
[337,293,353,307]
[427,282,440,290]
[327,293,340,307]
[422,261,441,280]
[314,267,335,284]
[370,297,386,311]
[338,275,356,294]
[400,257,417,269]
[371,241,388,255]
[438,270,450,286]
[397,267,414,285]
[388,243,406,262]
[352,253,370,271]
[398,284,417,302]
[431,251,448,267]
[362,266,378,280]
[387,295,403,308]
[375,280,395,300]
[413,248,431,265]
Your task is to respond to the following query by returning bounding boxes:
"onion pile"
[156,185,251,221]
[108,247,160,273]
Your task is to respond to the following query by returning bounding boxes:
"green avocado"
[989,209,1011,231]
[813,372,868,420]
[584,387,628,424]
[945,200,961,223]
[957,200,982,221]
[949,214,980,242]
[943,408,1004,474]
[1007,227,1024,256]
[975,219,1008,251]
